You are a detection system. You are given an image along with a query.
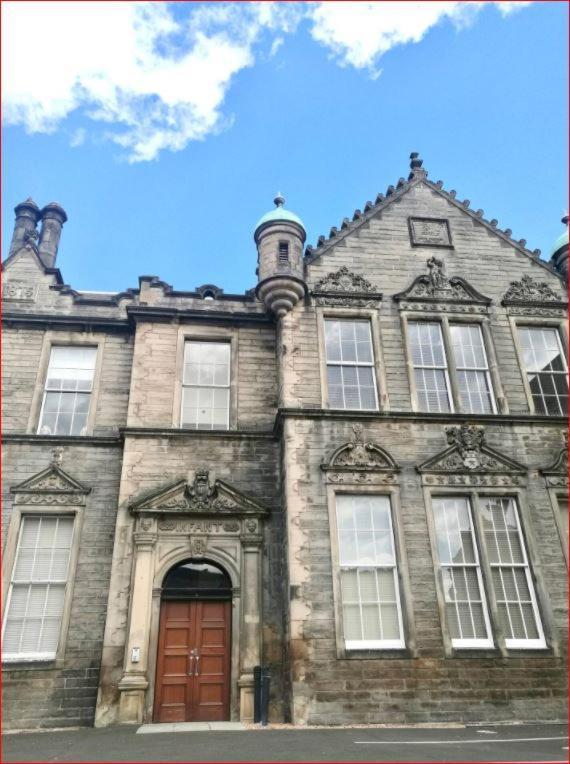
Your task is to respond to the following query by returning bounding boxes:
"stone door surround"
[116,469,268,725]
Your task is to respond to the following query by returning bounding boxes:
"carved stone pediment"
[501,274,567,317]
[541,434,568,488]
[394,258,491,314]
[322,425,399,484]
[129,469,269,517]
[418,424,526,487]
[311,266,382,307]
[11,453,91,505]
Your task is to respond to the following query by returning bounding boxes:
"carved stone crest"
[11,459,91,506]
[418,424,527,482]
[541,432,569,488]
[445,424,485,470]
[190,538,207,557]
[394,259,491,310]
[409,217,452,247]
[502,274,562,305]
[311,266,382,307]
[322,425,399,483]
[129,469,269,519]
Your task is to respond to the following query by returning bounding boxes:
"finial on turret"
[274,192,285,208]
[562,215,569,227]
[408,151,427,180]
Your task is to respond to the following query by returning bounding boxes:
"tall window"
[432,497,493,647]
[450,324,495,414]
[408,321,452,412]
[324,320,378,410]
[2,516,74,661]
[480,497,545,648]
[38,346,97,436]
[409,321,497,414]
[336,495,404,648]
[181,341,230,430]
[518,327,568,415]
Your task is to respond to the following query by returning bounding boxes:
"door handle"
[195,654,200,677]
[188,654,195,676]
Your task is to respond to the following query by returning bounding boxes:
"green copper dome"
[254,193,306,238]
[550,216,568,257]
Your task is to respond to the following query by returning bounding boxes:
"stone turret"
[254,194,307,319]
[550,215,568,282]
[8,198,41,258]
[38,202,68,268]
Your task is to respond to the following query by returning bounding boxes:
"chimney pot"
[38,202,68,268]
[8,198,41,258]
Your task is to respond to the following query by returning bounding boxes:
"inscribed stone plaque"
[409,218,452,248]
[2,280,37,302]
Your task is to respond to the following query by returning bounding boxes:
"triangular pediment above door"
[129,469,269,517]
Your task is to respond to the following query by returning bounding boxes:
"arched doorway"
[153,560,232,723]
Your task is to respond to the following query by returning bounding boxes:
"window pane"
[483,496,544,645]
[3,518,73,659]
[519,327,568,415]
[325,320,377,411]
[336,496,403,646]
[182,342,230,430]
[40,347,96,435]
[433,497,491,645]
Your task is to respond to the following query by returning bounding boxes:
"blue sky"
[2,1,568,294]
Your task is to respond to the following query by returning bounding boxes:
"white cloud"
[307,2,531,77]
[69,128,86,148]
[1,1,530,161]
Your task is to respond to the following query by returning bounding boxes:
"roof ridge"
[304,153,563,282]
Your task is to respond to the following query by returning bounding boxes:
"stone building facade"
[2,154,568,730]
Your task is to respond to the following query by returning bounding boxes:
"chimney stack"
[38,202,68,268]
[9,198,41,258]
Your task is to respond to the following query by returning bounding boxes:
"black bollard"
[253,665,261,723]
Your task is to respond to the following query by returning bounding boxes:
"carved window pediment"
[11,452,91,505]
[501,274,567,317]
[418,424,526,487]
[322,425,399,484]
[394,258,491,314]
[129,469,269,517]
[540,436,568,488]
[311,266,382,307]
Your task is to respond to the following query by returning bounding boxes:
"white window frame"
[407,319,454,413]
[2,513,78,664]
[334,493,405,650]
[323,318,379,411]
[37,345,98,436]
[180,339,231,430]
[479,496,546,650]
[431,496,494,649]
[515,325,568,417]
[449,323,497,414]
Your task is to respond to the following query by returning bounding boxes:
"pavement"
[2,721,568,763]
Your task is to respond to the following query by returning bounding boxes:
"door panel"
[154,599,231,723]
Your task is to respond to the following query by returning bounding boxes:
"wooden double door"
[154,599,231,723]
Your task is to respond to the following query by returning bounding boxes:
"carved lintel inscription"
[398,301,488,314]
[314,295,379,308]
[3,280,37,302]
[506,305,566,318]
[409,218,452,247]
[14,493,87,506]
[423,473,523,487]
[157,518,239,533]
[327,471,396,485]
[545,476,569,488]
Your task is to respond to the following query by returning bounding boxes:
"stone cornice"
[274,408,567,431]
[2,433,123,445]
[2,312,131,332]
[121,427,275,440]
[126,306,271,325]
